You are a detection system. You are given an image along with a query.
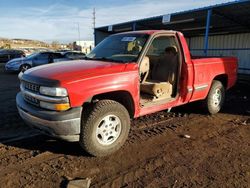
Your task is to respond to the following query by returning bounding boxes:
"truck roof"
[113,30,178,35]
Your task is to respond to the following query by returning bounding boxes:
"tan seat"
[151,52,178,84]
[140,81,172,98]
[139,56,150,83]
[140,56,173,98]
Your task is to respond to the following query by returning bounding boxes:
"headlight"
[40,101,70,111]
[39,86,68,97]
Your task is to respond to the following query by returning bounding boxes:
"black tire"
[19,64,31,72]
[80,100,130,157]
[205,80,225,114]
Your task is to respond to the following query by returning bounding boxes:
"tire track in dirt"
[69,114,238,187]
[0,111,245,187]
[0,111,192,184]
[0,151,64,178]
[92,118,242,187]
[0,112,183,165]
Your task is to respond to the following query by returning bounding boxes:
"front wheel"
[20,64,31,72]
[205,80,225,114]
[80,100,130,157]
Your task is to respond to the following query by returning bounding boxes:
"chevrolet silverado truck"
[17,30,237,156]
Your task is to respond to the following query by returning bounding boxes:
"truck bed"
[189,56,238,102]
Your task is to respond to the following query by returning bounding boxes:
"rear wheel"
[80,100,130,157]
[205,80,225,114]
[20,64,31,72]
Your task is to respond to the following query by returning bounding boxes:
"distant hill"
[0,37,50,49]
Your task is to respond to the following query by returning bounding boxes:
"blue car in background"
[5,51,63,72]
[54,51,86,62]
[62,51,86,59]
[0,49,26,63]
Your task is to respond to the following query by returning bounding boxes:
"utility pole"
[93,8,96,34]
[77,22,81,42]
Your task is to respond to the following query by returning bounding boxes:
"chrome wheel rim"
[212,88,222,107]
[22,65,29,72]
[96,114,121,146]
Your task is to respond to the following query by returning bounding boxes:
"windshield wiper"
[84,56,109,61]
[96,57,117,62]
[85,56,125,63]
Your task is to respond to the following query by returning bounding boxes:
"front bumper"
[16,92,82,142]
[5,64,20,72]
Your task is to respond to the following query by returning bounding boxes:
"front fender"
[64,70,139,109]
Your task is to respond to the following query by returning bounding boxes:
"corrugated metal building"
[189,33,250,74]
[94,0,250,75]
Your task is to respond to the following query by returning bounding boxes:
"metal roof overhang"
[95,0,250,38]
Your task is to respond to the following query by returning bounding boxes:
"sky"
[0,0,235,43]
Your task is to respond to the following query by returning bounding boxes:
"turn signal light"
[40,101,70,111]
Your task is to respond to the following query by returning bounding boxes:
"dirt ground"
[0,64,249,188]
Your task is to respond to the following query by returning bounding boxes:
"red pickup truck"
[17,30,237,156]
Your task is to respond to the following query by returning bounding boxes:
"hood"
[24,60,129,84]
[7,57,26,63]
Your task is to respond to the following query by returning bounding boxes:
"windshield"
[86,33,149,63]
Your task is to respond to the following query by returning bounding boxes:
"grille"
[22,81,39,93]
[24,94,39,106]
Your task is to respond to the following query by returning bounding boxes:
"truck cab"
[16,30,237,156]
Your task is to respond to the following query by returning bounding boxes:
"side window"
[15,51,23,58]
[38,53,49,59]
[52,53,63,59]
[144,35,179,85]
[66,52,85,59]
[146,36,177,56]
[73,52,86,59]
[71,53,79,59]
[65,52,74,59]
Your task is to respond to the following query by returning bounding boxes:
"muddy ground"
[0,65,249,188]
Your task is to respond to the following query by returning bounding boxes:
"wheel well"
[19,64,30,70]
[213,74,228,88]
[84,91,135,118]
[21,64,30,67]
